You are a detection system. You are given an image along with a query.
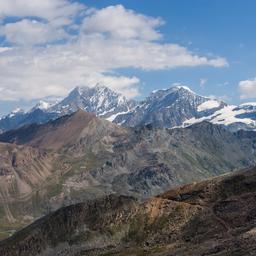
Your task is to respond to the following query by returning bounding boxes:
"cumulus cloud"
[0,0,84,25]
[239,78,256,99]
[0,19,68,46]
[82,5,163,41]
[0,1,228,101]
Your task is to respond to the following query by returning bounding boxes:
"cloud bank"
[0,1,228,100]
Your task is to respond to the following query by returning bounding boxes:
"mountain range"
[0,84,256,132]
[0,109,255,240]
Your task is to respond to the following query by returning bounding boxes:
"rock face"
[0,110,255,237]
[1,166,256,256]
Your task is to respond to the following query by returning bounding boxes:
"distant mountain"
[0,84,256,132]
[1,166,256,256]
[0,100,59,132]
[0,85,136,132]
[113,85,226,127]
[113,85,256,131]
[49,84,136,120]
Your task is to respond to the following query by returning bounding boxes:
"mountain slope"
[0,111,131,239]
[113,86,226,127]
[1,166,256,256]
[49,84,136,119]
[0,112,256,199]
[0,109,129,150]
[0,142,56,239]
[1,112,255,190]
[0,110,255,236]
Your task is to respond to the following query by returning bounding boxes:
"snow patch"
[197,100,220,112]
[106,110,131,122]
[240,102,256,107]
[175,85,195,93]
[183,105,256,127]
[12,108,23,114]
[35,101,51,110]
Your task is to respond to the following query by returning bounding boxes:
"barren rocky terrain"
[0,110,255,240]
[1,166,256,255]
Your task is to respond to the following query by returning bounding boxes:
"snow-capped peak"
[34,101,51,110]
[7,108,24,118]
[12,108,23,114]
[173,85,195,94]
[0,84,255,132]
[47,84,136,119]
[29,98,60,113]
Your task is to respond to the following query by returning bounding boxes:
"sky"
[0,0,255,114]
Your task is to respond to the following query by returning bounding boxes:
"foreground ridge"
[1,166,256,256]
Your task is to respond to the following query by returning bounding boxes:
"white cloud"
[0,0,84,25]
[75,34,228,70]
[239,78,256,99]
[0,2,228,101]
[0,44,141,100]
[0,19,68,45]
[0,0,84,46]
[82,5,163,41]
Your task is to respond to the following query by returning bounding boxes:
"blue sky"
[0,0,255,114]
[85,0,256,102]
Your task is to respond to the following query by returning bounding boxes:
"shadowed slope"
[0,109,128,151]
